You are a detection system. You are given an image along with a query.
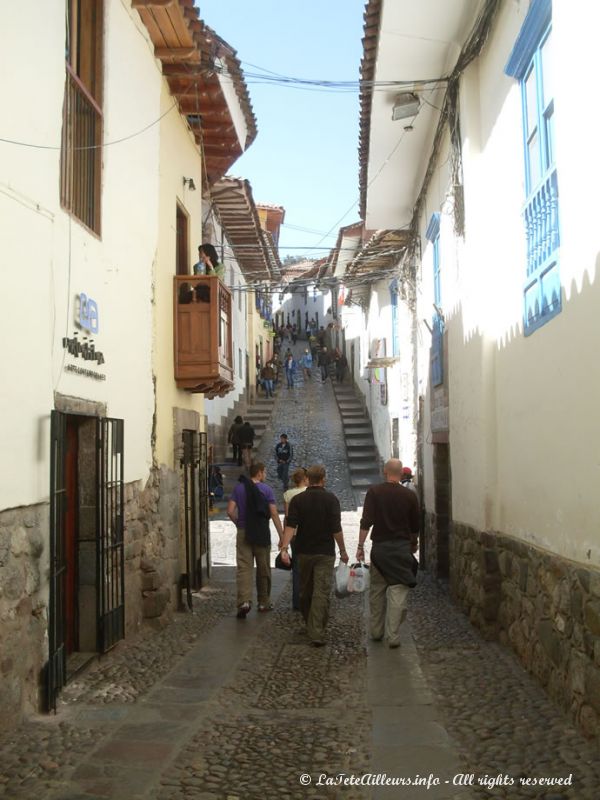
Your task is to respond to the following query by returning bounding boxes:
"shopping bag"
[347,562,370,593]
[335,561,351,598]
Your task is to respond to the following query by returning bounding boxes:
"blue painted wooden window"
[426,213,443,386]
[506,0,560,335]
[390,279,400,356]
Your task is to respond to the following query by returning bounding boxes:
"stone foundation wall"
[451,522,600,742]
[0,503,48,728]
[0,465,183,728]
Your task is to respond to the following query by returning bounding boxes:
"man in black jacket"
[238,421,255,470]
[279,465,348,646]
[356,459,420,648]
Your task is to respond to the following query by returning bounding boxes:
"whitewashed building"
[0,0,254,724]
[356,0,600,739]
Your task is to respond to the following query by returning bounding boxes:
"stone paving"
[1,342,599,799]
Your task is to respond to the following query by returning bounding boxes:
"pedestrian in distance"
[401,466,418,495]
[279,465,349,646]
[301,349,313,380]
[261,361,275,398]
[227,462,284,618]
[292,323,298,345]
[283,468,309,611]
[227,415,244,465]
[334,349,348,383]
[284,353,295,389]
[238,421,255,470]
[318,347,330,382]
[356,459,420,648]
[275,433,293,491]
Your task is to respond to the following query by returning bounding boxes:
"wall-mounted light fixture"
[392,92,420,121]
[183,177,196,191]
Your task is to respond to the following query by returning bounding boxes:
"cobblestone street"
[1,347,599,799]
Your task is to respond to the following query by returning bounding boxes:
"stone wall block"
[537,619,565,667]
[579,703,599,739]
[589,571,600,599]
[584,600,600,636]
[585,664,600,714]
[142,586,170,619]
[569,651,587,696]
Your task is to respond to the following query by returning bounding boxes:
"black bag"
[275,551,292,571]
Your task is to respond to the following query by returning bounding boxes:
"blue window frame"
[506,0,560,335]
[426,213,443,386]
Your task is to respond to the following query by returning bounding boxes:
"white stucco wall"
[416,1,600,566]
[0,0,161,509]
[153,79,206,467]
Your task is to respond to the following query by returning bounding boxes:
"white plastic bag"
[335,561,351,598]
[347,562,370,593]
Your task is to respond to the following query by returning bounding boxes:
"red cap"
[402,467,413,476]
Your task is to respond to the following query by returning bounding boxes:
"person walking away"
[291,324,298,345]
[261,361,275,398]
[238,421,255,470]
[283,468,309,611]
[227,415,244,465]
[227,463,284,618]
[284,353,295,389]
[355,459,419,648]
[335,349,348,383]
[275,433,293,491]
[301,349,313,380]
[318,347,330,382]
[279,465,348,646]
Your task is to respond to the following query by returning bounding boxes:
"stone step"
[351,476,380,488]
[349,462,379,474]
[345,427,373,437]
[338,401,363,409]
[346,438,378,448]
[346,450,379,461]
[343,418,371,427]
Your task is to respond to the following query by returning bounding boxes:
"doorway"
[47,411,125,710]
[433,442,452,578]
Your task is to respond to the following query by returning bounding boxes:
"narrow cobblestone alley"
[1,346,599,800]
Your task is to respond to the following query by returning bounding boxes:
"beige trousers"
[369,562,409,646]
[236,528,271,607]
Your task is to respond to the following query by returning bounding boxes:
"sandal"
[258,603,274,613]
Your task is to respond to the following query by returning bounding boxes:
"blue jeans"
[286,370,294,388]
[263,379,274,397]
[277,461,290,490]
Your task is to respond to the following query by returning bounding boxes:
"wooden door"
[65,418,79,654]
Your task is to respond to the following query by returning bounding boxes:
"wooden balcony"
[174,276,234,397]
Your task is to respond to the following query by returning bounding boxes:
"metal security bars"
[180,430,210,609]
[60,68,102,233]
[47,411,68,712]
[96,417,125,652]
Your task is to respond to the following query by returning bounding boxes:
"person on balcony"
[196,243,224,279]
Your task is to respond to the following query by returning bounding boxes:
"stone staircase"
[208,390,278,517]
[332,382,381,505]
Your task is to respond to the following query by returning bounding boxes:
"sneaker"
[236,602,251,619]
[258,603,273,613]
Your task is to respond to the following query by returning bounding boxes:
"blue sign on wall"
[79,293,99,334]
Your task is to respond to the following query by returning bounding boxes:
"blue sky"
[200,0,366,259]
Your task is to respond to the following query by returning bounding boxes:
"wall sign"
[78,293,99,333]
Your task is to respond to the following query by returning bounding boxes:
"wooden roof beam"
[155,47,198,61]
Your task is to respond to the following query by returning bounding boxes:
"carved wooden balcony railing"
[173,276,234,397]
